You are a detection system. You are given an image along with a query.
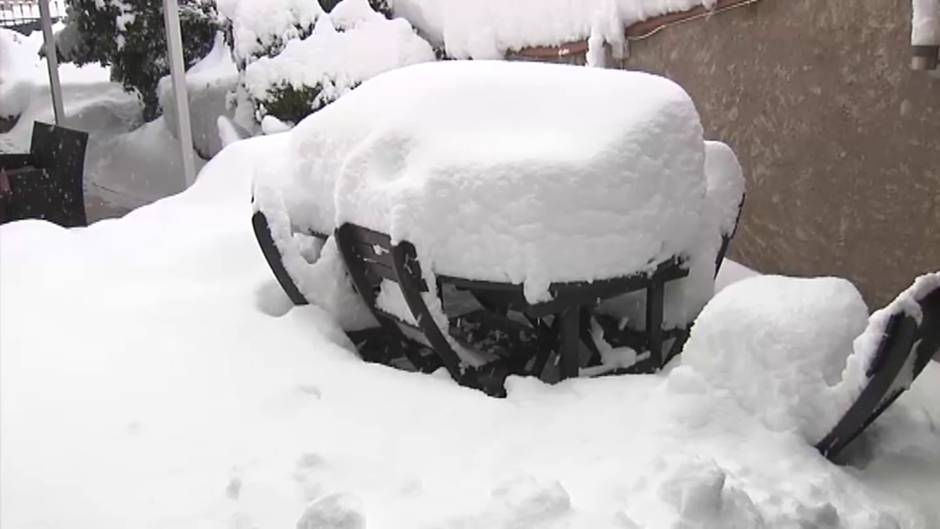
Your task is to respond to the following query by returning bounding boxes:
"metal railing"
[0,0,66,28]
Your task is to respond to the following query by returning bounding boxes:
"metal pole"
[162,0,196,188]
[38,0,65,124]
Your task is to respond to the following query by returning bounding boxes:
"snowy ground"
[2,135,938,529]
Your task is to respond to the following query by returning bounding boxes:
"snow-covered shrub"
[58,0,218,120]
[158,34,239,158]
[321,0,392,19]
[218,0,324,70]
[240,0,434,126]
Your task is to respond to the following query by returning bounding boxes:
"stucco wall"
[620,0,939,306]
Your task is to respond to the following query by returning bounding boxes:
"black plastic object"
[0,122,89,227]
[251,210,309,306]
[332,221,688,396]
[816,283,940,460]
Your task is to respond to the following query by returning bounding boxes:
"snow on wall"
[391,0,718,59]
[912,0,940,46]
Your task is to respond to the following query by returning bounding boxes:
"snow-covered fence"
[0,0,66,28]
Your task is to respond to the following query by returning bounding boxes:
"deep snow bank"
[2,132,939,529]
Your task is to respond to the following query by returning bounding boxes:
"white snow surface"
[714,259,758,292]
[1,26,113,120]
[218,0,324,65]
[244,6,435,121]
[596,140,744,330]
[391,0,718,59]
[912,0,940,46]
[3,136,940,528]
[682,271,940,446]
[159,33,239,158]
[682,276,872,443]
[256,61,706,303]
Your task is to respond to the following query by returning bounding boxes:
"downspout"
[912,0,939,70]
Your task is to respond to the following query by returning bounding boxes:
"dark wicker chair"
[0,122,89,227]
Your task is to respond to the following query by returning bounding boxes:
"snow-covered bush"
[221,0,434,127]
[158,34,239,159]
[58,0,218,120]
[218,0,324,70]
[321,0,392,17]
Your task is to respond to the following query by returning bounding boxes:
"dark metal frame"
[816,285,940,460]
[250,197,940,463]
[331,221,689,395]
[251,210,309,306]
[587,195,747,368]
[250,193,748,395]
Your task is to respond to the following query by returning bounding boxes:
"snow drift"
[2,133,939,529]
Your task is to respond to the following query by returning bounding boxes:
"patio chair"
[816,278,940,459]
[0,122,89,227]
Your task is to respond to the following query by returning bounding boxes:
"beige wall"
[619,0,939,307]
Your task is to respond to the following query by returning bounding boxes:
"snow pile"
[0,26,113,120]
[243,2,435,124]
[681,276,871,442]
[0,28,41,119]
[3,135,940,528]
[714,259,758,292]
[258,61,706,303]
[657,458,765,528]
[218,0,324,66]
[392,0,718,59]
[702,141,746,238]
[159,34,239,158]
[912,0,940,46]
[680,271,940,446]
